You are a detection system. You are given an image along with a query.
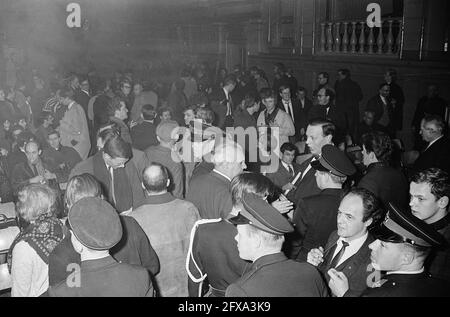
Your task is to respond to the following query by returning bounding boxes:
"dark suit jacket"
[131,120,158,151]
[226,252,328,297]
[334,78,363,112]
[266,160,301,190]
[210,88,233,129]
[412,137,450,175]
[188,220,246,297]
[292,188,344,261]
[186,170,233,219]
[11,160,55,194]
[358,162,409,209]
[319,231,375,297]
[366,95,394,133]
[297,98,313,133]
[48,256,153,297]
[288,157,321,203]
[277,98,306,140]
[388,82,405,131]
[362,272,450,297]
[308,104,347,140]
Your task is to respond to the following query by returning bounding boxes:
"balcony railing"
[318,18,403,57]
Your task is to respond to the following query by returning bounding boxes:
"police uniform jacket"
[362,272,450,297]
[225,252,328,297]
[292,188,344,261]
[319,231,375,297]
[48,256,153,297]
[188,220,246,297]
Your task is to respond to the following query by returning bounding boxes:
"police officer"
[291,144,356,260]
[328,203,450,297]
[226,193,328,297]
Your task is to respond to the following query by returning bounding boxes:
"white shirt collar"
[281,161,293,171]
[380,95,387,104]
[387,267,425,275]
[68,101,75,109]
[213,169,231,182]
[333,232,369,267]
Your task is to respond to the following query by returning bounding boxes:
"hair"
[65,174,102,212]
[274,62,286,73]
[411,168,450,203]
[143,163,169,193]
[346,187,384,226]
[361,131,393,163]
[241,92,259,109]
[223,75,236,87]
[106,97,125,117]
[195,107,215,125]
[308,119,336,138]
[280,142,297,154]
[338,69,351,77]
[320,87,335,103]
[422,114,445,134]
[47,129,60,138]
[120,79,132,89]
[103,133,132,159]
[141,104,156,120]
[158,106,173,117]
[297,86,307,93]
[379,83,390,90]
[59,87,75,99]
[16,184,57,222]
[246,223,285,248]
[318,72,329,79]
[386,69,397,79]
[259,88,276,100]
[278,85,290,94]
[231,172,276,207]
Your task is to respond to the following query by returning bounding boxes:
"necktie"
[329,241,349,269]
[32,164,38,176]
[288,165,294,177]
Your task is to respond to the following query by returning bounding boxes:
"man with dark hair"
[70,133,145,213]
[308,87,347,141]
[130,81,158,123]
[41,129,81,186]
[358,131,409,209]
[107,97,131,144]
[335,69,363,139]
[272,63,291,101]
[295,87,313,139]
[412,115,450,175]
[355,110,388,145]
[233,93,260,130]
[35,112,54,148]
[366,83,395,137]
[266,142,301,191]
[329,203,449,297]
[57,88,91,159]
[384,69,405,132]
[130,163,200,296]
[292,144,356,261]
[277,85,303,142]
[288,120,335,202]
[210,75,237,129]
[308,188,383,297]
[313,72,331,103]
[130,104,158,151]
[410,168,450,282]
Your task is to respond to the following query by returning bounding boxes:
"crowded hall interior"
[0,0,450,298]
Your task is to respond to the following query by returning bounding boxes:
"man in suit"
[277,85,302,143]
[328,203,449,297]
[265,142,301,192]
[295,87,313,140]
[410,168,450,283]
[412,115,450,175]
[308,188,383,296]
[130,104,158,151]
[384,69,405,132]
[210,76,236,129]
[292,144,356,261]
[48,197,153,297]
[334,69,363,139]
[226,193,328,297]
[308,87,347,143]
[288,119,336,203]
[365,83,395,137]
[187,141,246,219]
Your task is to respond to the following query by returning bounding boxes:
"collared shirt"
[68,101,75,110]
[281,161,294,176]
[212,169,231,182]
[380,95,388,105]
[387,268,425,275]
[332,232,369,267]
[282,99,294,119]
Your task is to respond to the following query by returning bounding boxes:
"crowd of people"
[0,60,449,297]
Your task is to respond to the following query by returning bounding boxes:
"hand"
[29,175,44,184]
[282,183,296,192]
[328,269,349,297]
[271,196,293,214]
[307,247,324,267]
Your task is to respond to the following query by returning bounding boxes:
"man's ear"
[364,217,373,229]
[438,196,449,211]
[368,151,377,162]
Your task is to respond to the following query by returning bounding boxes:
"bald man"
[11,141,59,195]
[130,163,200,296]
[186,141,247,219]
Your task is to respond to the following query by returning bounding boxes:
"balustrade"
[319,18,403,57]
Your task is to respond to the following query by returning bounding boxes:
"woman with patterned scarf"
[7,183,64,297]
